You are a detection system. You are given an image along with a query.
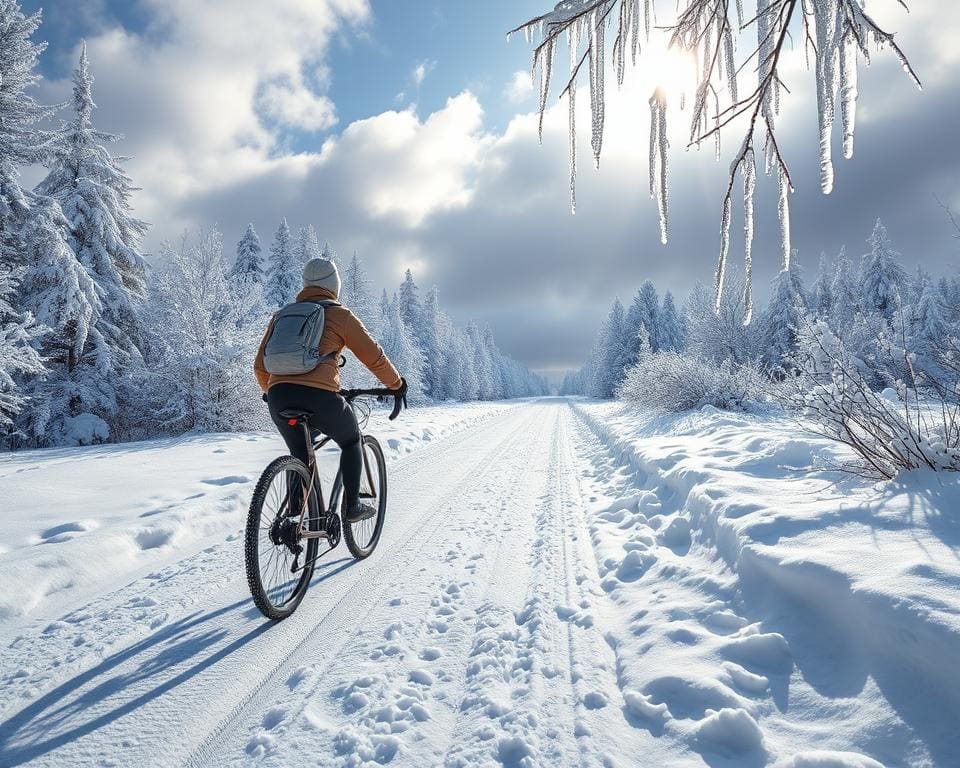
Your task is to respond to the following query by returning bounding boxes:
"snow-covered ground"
[1,398,957,767]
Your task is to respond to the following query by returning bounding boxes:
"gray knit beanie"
[303,257,341,297]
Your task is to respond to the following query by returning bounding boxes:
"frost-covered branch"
[512,0,919,316]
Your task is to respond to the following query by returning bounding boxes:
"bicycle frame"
[286,401,377,571]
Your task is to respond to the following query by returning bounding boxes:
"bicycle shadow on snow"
[0,556,357,766]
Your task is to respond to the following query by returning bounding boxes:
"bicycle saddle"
[278,408,313,420]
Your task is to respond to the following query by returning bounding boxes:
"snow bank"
[0,401,514,624]
[571,398,960,766]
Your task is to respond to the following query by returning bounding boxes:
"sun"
[640,44,698,104]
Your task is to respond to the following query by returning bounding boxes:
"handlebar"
[339,387,407,420]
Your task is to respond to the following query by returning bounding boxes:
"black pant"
[267,384,363,509]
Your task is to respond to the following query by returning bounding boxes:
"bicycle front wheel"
[245,455,319,620]
[344,435,387,559]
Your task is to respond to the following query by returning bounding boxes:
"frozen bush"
[617,346,770,412]
[785,318,960,479]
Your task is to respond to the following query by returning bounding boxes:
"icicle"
[588,10,605,169]
[649,88,669,245]
[568,24,581,215]
[811,0,839,194]
[644,0,651,42]
[778,164,792,270]
[630,0,641,65]
[735,0,744,28]
[537,39,556,144]
[757,0,778,127]
[615,0,627,87]
[723,23,737,104]
[716,194,732,313]
[743,148,756,325]
[839,30,858,159]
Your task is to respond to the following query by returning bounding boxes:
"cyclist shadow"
[0,557,357,766]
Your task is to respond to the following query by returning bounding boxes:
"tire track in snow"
[250,404,560,767]
[0,406,534,768]
[186,405,551,767]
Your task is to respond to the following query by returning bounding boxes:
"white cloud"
[35,0,960,371]
[504,70,534,104]
[40,0,371,234]
[256,68,337,132]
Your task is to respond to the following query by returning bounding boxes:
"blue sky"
[22,1,960,379]
[25,1,545,138]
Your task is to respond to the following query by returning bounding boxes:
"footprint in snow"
[40,521,97,543]
[721,632,793,673]
[583,691,608,709]
[419,647,442,661]
[202,475,249,486]
[695,707,766,759]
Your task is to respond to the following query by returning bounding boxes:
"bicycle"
[245,386,406,621]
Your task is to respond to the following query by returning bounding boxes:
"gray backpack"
[262,300,338,375]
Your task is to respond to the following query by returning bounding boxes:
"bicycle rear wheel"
[245,455,319,620]
[344,435,387,559]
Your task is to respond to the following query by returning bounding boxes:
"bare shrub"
[785,318,960,479]
[617,347,770,412]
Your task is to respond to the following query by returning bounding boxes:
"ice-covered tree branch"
[511,0,919,318]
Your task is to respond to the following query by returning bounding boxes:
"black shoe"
[344,501,377,523]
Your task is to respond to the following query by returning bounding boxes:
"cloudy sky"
[23,0,960,380]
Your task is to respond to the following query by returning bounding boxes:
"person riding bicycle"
[254,257,406,524]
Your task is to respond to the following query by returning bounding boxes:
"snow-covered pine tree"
[17,195,105,445]
[340,251,377,331]
[379,292,424,400]
[231,223,263,282]
[685,272,759,366]
[295,225,321,267]
[810,252,833,320]
[430,315,455,401]
[908,270,949,374]
[0,25,105,446]
[623,281,660,365]
[482,325,506,399]
[466,321,495,400]
[591,298,628,398]
[0,0,54,259]
[0,263,44,437]
[829,246,859,337]
[398,268,424,343]
[0,0,93,445]
[320,240,337,262]
[452,326,479,401]
[420,286,445,399]
[761,261,806,372]
[142,228,263,434]
[560,368,586,396]
[938,276,960,330]
[264,218,298,307]
[36,43,150,440]
[861,219,907,322]
[658,291,686,352]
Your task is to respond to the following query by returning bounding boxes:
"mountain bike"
[245,387,405,621]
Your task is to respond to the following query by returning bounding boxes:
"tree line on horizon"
[562,218,957,401]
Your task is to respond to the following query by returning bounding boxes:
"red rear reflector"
[287,418,298,426]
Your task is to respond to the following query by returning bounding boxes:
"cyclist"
[254,257,406,523]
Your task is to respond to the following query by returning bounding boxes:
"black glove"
[262,392,268,403]
[397,376,408,396]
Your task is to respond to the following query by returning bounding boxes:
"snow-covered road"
[1,399,957,767]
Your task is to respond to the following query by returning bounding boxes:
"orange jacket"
[254,286,402,394]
